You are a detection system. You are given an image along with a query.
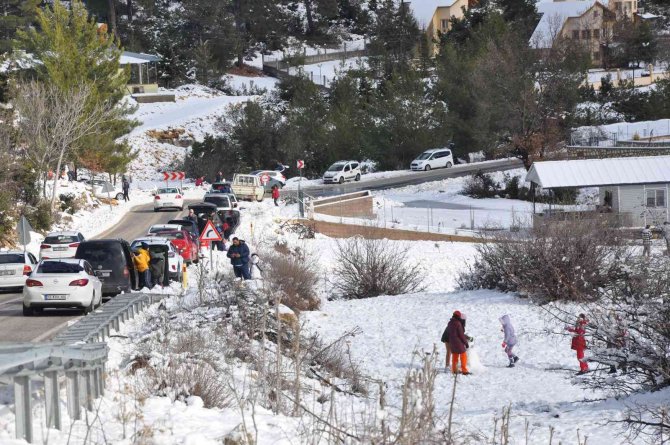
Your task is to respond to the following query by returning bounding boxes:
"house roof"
[530,0,597,49]
[119,51,161,65]
[527,156,670,188]
[404,0,460,28]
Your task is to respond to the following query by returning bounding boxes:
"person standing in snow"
[122,177,130,202]
[441,312,469,369]
[662,222,670,256]
[499,314,519,368]
[271,185,280,206]
[227,237,250,280]
[215,171,224,182]
[446,311,470,375]
[566,313,589,374]
[641,225,652,257]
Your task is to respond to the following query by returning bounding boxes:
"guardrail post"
[93,366,102,398]
[112,316,120,332]
[83,370,94,411]
[44,370,62,430]
[66,370,81,420]
[100,363,106,394]
[14,375,33,443]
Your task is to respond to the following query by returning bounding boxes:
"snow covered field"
[573,118,670,144]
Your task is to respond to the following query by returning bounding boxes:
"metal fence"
[0,292,168,443]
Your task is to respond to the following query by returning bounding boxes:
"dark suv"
[75,239,139,297]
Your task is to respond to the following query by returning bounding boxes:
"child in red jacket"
[566,313,589,374]
[271,185,280,206]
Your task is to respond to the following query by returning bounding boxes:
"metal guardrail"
[0,292,169,443]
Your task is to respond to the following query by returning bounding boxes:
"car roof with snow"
[132,237,172,245]
[46,230,81,236]
[39,258,83,264]
[149,224,182,231]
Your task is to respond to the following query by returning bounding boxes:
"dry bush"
[458,218,632,303]
[332,237,425,300]
[264,248,321,311]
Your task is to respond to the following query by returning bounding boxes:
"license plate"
[163,202,174,205]
[0,270,15,276]
[95,271,111,278]
[53,247,68,251]
[44,294,67,300]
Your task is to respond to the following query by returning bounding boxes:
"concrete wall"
[311,220,485,242]
[312,193,375,219]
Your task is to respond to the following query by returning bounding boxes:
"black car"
[168,219,200,239]
[75,239,139,297]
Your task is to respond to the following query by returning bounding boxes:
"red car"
[152,230,199,264]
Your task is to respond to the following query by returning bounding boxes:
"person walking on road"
[122,177,130,202]
[566,313,589,375]
[271,185,280,206]
[662,222,670,256]
[446,311,470,375]
[132,243,151,288]
[641,225,653,257]
[500,314,519,368]
[227,237,250,280]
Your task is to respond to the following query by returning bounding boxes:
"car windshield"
[417,152,432,160]
[131,242,167,255]
[44,235,78,244]
[212,183,231,192]
[155,231,184,239]
[38,261,83,273]
[158,188,179,194]
[0,254,24,264]
[204,196,231,207]
[76,244,125,270]
[327,163,346,172]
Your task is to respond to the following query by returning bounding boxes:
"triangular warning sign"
[199,219,222,242]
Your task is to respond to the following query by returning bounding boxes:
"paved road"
[0,204,191,344]
[288,158,524,197]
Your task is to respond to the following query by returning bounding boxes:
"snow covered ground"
[288,56,368,87]
[573,118,670,144]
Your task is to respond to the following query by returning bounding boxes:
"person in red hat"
[566,313,589,374]
[445,310,470,375]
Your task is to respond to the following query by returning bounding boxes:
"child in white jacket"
[500,314,519,368]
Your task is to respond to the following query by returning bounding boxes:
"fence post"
[66,370,81,420]
[44,370,62,431]
[14,376,33,443]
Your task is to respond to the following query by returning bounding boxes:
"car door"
[430,152,443,168]
[84,261,102,301]
[344,164,352,180]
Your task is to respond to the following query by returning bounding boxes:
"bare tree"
[14,81,120,210]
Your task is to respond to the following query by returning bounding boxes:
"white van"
[410,148,454,171]
[323,161,361,184]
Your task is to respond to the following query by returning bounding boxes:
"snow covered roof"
[638,12,661,20]
[119,51,161,65]
[404,0,460,28]
[527,156,670,188]
[530,0,596,49]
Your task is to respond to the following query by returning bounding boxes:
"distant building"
[404,0,470,54]
[120,51,161,95]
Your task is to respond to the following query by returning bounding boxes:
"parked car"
[0,251,38,291]
[131,237,181,283]
[203,193,241,234]
[147,224,184,236]
[322,161,361,184]
[168,219,200,239]
[151,229,199,264]
[225,193,239,208]
[40,231,85,259]
[188,202,225,244]
[410,148,454,171]
[23,258,103,315]
[210,182,233,194]
[231,174,265,201]
[84,179,125,201]
[250,170,287,186]
[153,187,184,212]
[75,240,139,297]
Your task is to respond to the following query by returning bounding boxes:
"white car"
[85,179,125,201]
[0,251,38,290]
[153,187,184,212]
[23,259,103,315]
[131,237,184,282]
[250,170,287,185]
[322,161,361,184]
[147,224,184,236]
[40,231,85,259]
[410,148,454,171]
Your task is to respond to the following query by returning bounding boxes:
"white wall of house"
[604,183,669,226]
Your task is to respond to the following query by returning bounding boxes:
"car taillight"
[154,195,160,200]
[40,244,50,249]
[69,279,89,286]
[171,265,176,270]
[23,265,32,276]
[176,194,182,199]
[69,242,80,248]
[123,266,129,278]
[26,279,43,287]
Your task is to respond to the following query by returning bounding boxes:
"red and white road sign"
[162,171,186,181]
[296,160,304,169]
[260,173,270,184]
[199,220,222,242]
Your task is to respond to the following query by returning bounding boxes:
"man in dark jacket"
[227,237,250,280]
[122,178,130,202]
[215,171,224,182]
[446,311,470,375]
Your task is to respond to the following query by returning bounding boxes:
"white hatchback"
[410,148,454,171]
[153,187,184,212]
[23,259,102,315]
[322,161,362,184]
[40,231,85,259]
[131,237,184,282]
[0,251,38,290]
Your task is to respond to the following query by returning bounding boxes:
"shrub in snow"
[459,218,632,303]
[331,237,425,300]
[264,247,321,311]
[462,171,499,199]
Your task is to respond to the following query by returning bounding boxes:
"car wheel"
[153,208,159,212]
[424,165,431,171]
[115,193,124,201]
[23,305,33,316]
[338,176,345,184]
[256,194,263,202]
[82,298,94,315]
[179,207,184,211]
[446,161,453,168]
[355,173,361,181]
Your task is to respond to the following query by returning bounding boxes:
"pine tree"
[368,0,420,77]
[227,0,287,67]
[0,0,40,54]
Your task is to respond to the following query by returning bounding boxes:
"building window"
[646,189,666,208]
[441,19,449,31]
[593,29,600,39]
[582,29,591,39]
[572,30,580,40]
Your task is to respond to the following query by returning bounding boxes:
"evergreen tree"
[496,0,539,37]
[368,0,420,77]
[227,0,287,67]
[0,0,40,54]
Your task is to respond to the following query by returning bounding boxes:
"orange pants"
[451,352,468,374]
